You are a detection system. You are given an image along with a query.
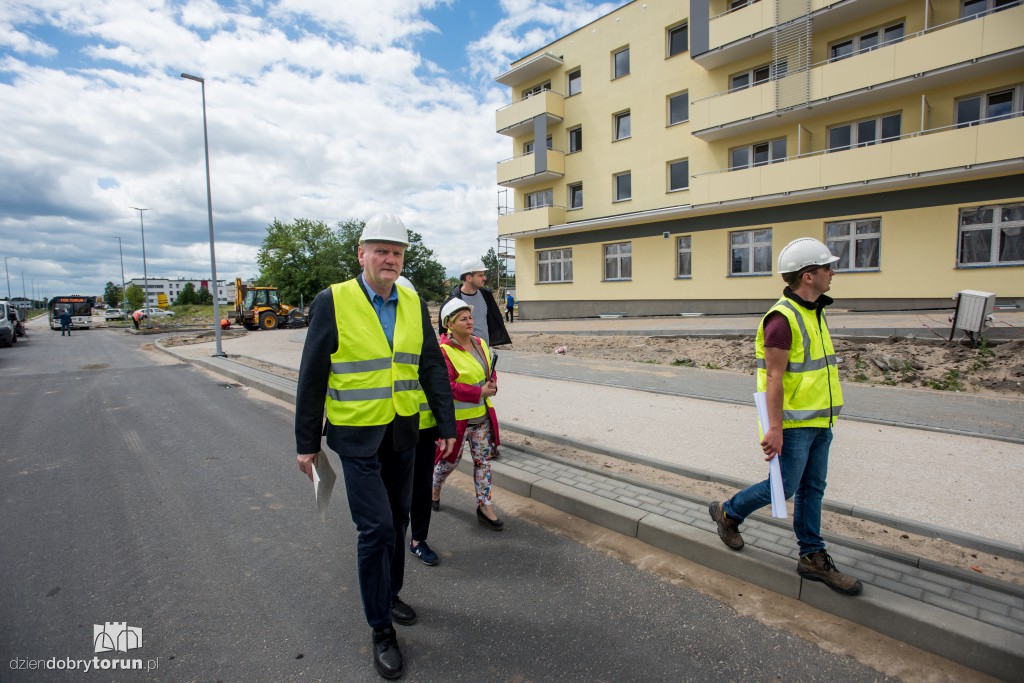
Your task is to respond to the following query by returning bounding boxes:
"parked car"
[135,307,175,319]
[104,308,126,320]
[0,301,16,347]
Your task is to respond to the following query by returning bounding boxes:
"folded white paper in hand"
[312,450,337,521]
[754,392,787,519]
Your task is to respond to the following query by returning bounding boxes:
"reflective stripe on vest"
[755,297,843,428]
[441,337,492,421]
[325,279,424,426]
[416,384,438,430]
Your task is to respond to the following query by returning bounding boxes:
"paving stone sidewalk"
[160,346,1024,680]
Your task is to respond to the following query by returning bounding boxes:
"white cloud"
[0,0,624,297]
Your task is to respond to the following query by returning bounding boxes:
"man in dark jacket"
[437,258,511,347]
[58,309,72,336]
[295,214,457,680]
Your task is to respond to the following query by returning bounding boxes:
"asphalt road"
[0,326,895,682]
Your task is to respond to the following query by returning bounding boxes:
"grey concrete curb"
[485,459,1024,681]
[504,423,1024,564]
[158,341,1024,680]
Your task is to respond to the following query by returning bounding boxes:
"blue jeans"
[723,427,832,557]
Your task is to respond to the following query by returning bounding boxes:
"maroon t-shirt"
[763,311,792,350]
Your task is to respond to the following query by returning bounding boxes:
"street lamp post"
[3,256,11,300]
[111,237,128,314]
[180,72,226,358]
[130,206,150,328]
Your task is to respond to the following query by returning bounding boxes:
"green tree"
[195,287,213,305]
[256,218,349,305]
[125,284,144,311]
[103,281,122,307]
[176,282,198,306]
[481,247,514,294]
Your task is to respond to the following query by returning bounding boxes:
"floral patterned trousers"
[432,421,495,507]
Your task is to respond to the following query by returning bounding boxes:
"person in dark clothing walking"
[294,214,457,680]
[438,258,511,347]
[58,309,72,336]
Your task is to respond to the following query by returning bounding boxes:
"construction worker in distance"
[293,213,457,680]
[438,257,511,348]
[709,237,862,596]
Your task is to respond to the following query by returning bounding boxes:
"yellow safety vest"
[755,296,843,428]
[325,279,423,426]
[416,384,438,430]
[441,338,492,421]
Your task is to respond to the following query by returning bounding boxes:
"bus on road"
[49,295,95,330]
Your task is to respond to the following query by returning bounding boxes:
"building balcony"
[691,5,1024,141]
[496,90,564,137]
[697,0,906,69]
[689,115,1024,206]
[497,149,565,188]
[495,52,564,88]
[498,205,567,236]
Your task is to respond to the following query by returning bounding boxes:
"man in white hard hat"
[710,237,862,596]
[294,213,457,679]
[437,257,511,347]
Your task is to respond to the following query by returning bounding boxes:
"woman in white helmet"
[432,297,504,530]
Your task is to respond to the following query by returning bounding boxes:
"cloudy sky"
[0,0,625,300]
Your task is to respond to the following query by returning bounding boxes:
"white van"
[0,301,16,347]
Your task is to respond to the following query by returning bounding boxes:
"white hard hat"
[395,275,416,293]
[459,257,487,278]
[360,213,410,247]
[777,237,839,274]
[440,298,472,329]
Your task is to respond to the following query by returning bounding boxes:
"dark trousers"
[410,425,438,543]
[505,306,514,323]
[61,322,70,335]
[338,425,415,631]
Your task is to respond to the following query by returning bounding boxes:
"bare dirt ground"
[507,332,1024,396]
[156,329,1024,584]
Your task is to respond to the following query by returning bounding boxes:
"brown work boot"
[709,501,744,550]
[797,551,863,595]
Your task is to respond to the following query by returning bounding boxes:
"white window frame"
[567,68,582,97]
[604,242,632,281]
[676,235,692,278]
[567,125,582,153]
[567,182,583,210]
[613,110,631,141]
[668,91,689,126]
[667,22,688,58]
[525,188,553,210]
[729,138,786,170]
[826,218,882,271]
[668,158,689,192]
[729,228,773,276]
[521,81,551,99]
[962,0,1022,19]
[955,86,1022,128]
[957,202,1024,267]
[729,62,785,92]
[730,0,762,9]
[613,171,632,202]
[828,21,904,62]
[538,248,573,283]
[523,135,553,155]
[827,112,902,151]
[612,46,630,80]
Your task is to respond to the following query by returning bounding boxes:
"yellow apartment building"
[494,0,1024,318]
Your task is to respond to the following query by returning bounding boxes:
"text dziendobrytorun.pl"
[9,657,160,672]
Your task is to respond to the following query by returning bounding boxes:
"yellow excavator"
[233,278,306,330]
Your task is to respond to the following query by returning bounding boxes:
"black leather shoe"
[372,628,403,679]
[390,596,418,626]
[430,499,440,512]
[476,506,504,531]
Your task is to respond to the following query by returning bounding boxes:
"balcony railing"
[689,115,1024,205]
[497,148,565,188]
[498,205,567,236]
[691,5,1024,137]
[496,89,564,137]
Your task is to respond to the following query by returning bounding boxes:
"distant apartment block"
[124,277,231,306]
[495,0,1024,319]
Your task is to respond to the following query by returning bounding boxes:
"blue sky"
[0,0,626,300]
